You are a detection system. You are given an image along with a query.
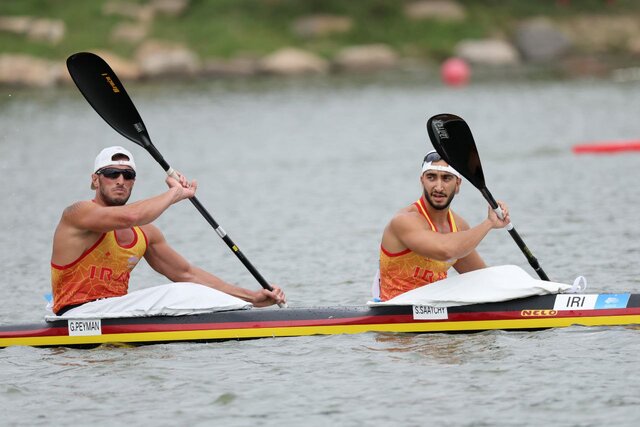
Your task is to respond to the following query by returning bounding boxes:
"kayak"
[1,292,638,348]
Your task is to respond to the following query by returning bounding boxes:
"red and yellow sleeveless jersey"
[51,227,147,314]
[379,198,458,301]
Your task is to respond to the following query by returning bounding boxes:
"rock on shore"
[0,54,65,87]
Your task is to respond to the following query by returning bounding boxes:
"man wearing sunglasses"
[375,150,510,301]
[50,146,285,315]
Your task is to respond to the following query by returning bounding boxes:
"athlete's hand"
[488,201,510,229]
[251,285,287,308]
[166,171,197,200]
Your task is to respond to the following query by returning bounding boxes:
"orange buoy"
[441,57,470,87]
[572,140,640,154]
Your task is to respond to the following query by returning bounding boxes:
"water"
[1,74,640,426]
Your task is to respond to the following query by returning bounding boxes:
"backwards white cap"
[94,146,136,173]
[421,150,461,178]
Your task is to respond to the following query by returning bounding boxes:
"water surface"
[1,74,640,426]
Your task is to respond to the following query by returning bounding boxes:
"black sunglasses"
[96,168,136,180]
[423,151,442,164]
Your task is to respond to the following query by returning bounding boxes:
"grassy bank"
[1,0,640,61]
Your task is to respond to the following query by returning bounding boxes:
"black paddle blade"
[426,113,486,190]
[66,52,149,148]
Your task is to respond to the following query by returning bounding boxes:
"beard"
[100,186,131,206]
[424,189,455,211]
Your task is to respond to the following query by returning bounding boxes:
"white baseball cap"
[94,146,136,173]
[421,150,461,178]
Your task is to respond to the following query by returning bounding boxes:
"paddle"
[426,113,550,281]
[66,51,286,308]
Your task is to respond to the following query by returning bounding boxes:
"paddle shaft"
[137,134,283,302]
[479,187,550,281]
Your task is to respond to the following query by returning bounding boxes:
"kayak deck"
[1,293,639,348]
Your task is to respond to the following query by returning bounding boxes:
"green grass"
[1,0,640,61]
[0,1,122,58]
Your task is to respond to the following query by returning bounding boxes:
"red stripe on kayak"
[0,326,69,338]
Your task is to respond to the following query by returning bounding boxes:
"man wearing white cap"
[375,150,510,301]
[50,146,285,315]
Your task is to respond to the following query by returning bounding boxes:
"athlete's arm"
[142,224,285,307]
[449,215,487,272]
[391,214,493,261]
[63,180,195,233]
[453,251,487,273]
[391,202,510,261]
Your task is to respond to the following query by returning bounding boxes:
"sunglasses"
[423,151,442,164]
[96,168,136,180]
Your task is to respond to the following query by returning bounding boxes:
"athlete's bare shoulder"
[389,203,426,233]
[395,201,421,217]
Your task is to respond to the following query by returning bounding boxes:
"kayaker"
[375,150,511,301]
[50,146,286,315]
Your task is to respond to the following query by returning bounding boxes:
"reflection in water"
[367,331,509,365]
